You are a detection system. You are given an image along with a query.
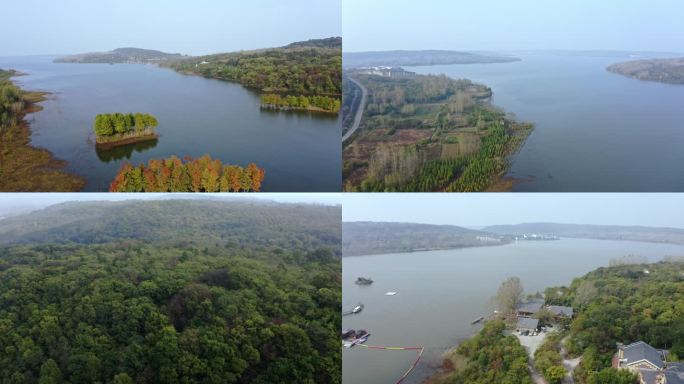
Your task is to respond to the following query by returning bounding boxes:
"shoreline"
[95,132,158,149]
[0,72,85,191]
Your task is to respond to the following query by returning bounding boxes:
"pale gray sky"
[344,0,684,52]
[1,0,340,56]
[343,193,684,228]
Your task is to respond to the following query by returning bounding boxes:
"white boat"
[385,291,397,296]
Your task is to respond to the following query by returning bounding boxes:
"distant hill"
[0,199,341,253]
[55,47,185,64]
[342,50,519,68]
[607,57,684,84]
[343,221,508,256]
[284,37,342,49]
[484,222,684,245]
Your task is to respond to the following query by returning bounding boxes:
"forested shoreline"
[167,38,342,115]
[0,69,84,191]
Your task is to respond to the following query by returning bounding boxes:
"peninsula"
[166,37,342,114]
[342,72,533,192]
[607,57,684,84]
[55,47,184,64]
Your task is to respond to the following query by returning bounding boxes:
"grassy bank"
[0,70,84,191]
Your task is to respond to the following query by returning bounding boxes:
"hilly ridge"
[342,221,508,256]
[0,199,341,253]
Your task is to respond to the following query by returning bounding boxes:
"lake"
[342,238,684,384]
[408,51,684,191]
[0,56,341,191]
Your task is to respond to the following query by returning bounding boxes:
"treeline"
[363,74,483,117]
[169,45,341,96]
[260,93,341,113]
[93,113,158,138]
[431,320,532,383]
[543,261,684,383]
[109,155,265,192]
[0,240,340,383]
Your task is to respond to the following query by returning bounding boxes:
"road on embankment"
[342,76,367,142]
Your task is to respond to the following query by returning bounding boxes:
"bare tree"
[495,276,524,314]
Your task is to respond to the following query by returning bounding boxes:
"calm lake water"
[409,51,684,191]
[0,56,341,191]
[342,238,684,384]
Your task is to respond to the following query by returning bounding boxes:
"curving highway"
[342,77,367,142]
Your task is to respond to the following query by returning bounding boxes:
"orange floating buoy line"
[356,343,425,384]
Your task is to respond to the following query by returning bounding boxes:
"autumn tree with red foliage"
[109,155,265,192]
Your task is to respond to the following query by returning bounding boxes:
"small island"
[93,113,158,149]
[607,57,684,84]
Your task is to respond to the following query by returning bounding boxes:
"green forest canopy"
[543,260,684,383]
[94,113,158,137]
[0,199,341,384]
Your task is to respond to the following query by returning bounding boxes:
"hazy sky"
[1,0,340,56]
[343,0,684,52]
[343,194,684,228]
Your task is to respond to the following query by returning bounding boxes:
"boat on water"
[471,316,484,324]
[385,291,397,296]
[342,329,370,348]
[352,303,364,314]
[355,277,373,285]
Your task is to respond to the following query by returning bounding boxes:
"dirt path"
[342,77,367,142]
[560,336,580,384]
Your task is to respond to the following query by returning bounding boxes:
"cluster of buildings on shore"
[613,341,684,384]
[357,66,416,78]
[514,300,574,332]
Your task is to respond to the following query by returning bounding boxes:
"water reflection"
[95,138,159,162]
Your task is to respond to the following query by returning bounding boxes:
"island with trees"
[0,69,84,191]
[109,154,265,192]
[93,113,159,148]
[607,57,684,84]
[0,198,341,383]
[166,38,342,114]
[343,72,533,192]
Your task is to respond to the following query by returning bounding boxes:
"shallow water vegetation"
[0,69,84,191]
